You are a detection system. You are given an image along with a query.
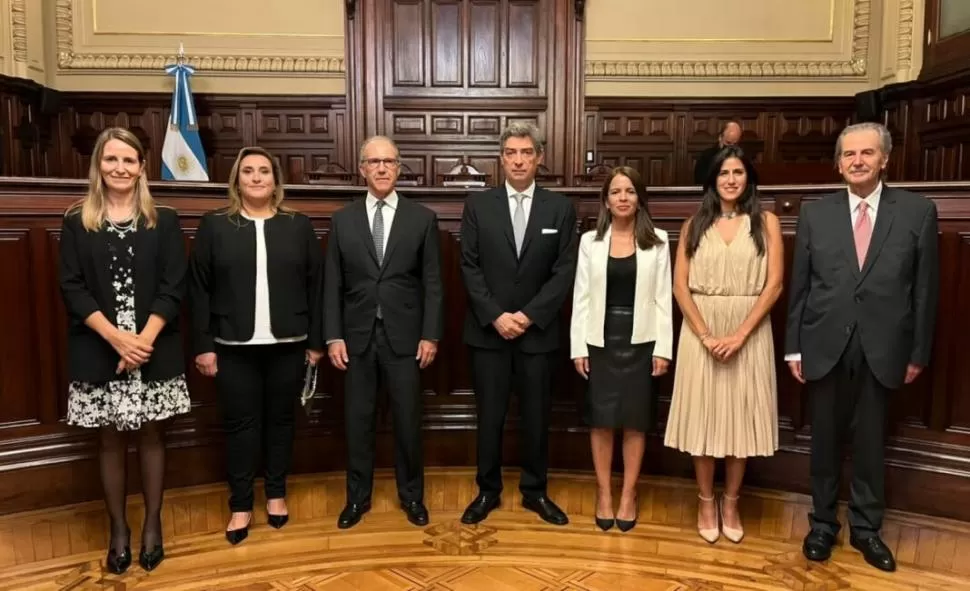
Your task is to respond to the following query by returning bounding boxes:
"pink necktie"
[854,201,872,269]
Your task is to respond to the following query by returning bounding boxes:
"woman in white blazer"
[570,166,673,533]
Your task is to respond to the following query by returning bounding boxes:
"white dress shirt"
[506,181,535,222]
[786,182,883,362]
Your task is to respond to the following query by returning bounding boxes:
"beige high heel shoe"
[720,494,744,543]
[697,494,720,543]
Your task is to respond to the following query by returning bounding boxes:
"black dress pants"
[807,329,890,539]
[344,321,424,504]
[214,341,305,512]
[470,346,553,500]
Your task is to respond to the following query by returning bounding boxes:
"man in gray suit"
[785,122,939,572]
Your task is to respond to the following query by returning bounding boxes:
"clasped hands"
[701,331,746,362]
[110,329,154,374]
[493,311,531,339]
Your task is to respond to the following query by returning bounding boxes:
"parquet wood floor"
[1,469,968,590]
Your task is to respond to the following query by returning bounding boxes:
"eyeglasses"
[361,158,400,169]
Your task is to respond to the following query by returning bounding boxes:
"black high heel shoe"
[138,544,165,571]
[615,495,639,532]
[105,527,132,574]
[266,500,289,529]
[106,545,132,574]
[594,493,615,531]
[595,515,615,531]
[225,512,252,545]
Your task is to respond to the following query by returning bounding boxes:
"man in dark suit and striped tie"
[324,136,444,529]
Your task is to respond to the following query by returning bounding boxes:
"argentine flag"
[161,57,209,181]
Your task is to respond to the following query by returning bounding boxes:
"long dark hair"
[594,166,663,249]
[685,146,765,257]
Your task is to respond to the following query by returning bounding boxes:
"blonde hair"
[67,127,157,231]
[225,146,292,218]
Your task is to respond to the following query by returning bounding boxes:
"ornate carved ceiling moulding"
[53,0,345,73]
[586,0,872,79]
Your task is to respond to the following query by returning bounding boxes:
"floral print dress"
[66,220,191,431]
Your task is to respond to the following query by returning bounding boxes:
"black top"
[189,209,324,355]
[59,206,187,383]
[606,253,636,307]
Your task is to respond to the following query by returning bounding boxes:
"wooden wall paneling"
[881,71,970,183]
[0,76,62,178]
[942,232,970,431]
[0,229,37,426]
[39,95,350,183]
[0,90,18,176]
[345,0,582,182]
[922,0,970,82]
[560,0,586,181]
[2,179,970,524]
[583,99,857,187]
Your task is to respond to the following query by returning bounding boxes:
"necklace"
[719,211,738,219]
[106,217,135,238]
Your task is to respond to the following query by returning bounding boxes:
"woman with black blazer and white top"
[189,146,324,545]
[60,127,190,574]
[570,166,673,532]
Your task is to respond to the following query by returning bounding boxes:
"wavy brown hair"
[594,166,664,249]
[66,127,157,231]
[224,146,293,219]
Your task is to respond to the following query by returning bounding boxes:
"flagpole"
[165,43,198,130]
[161,42,209,181]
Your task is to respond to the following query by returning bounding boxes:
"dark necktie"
[373,200,385,318]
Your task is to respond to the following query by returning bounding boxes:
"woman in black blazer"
[59,127,189,574]
[189,146,324,545]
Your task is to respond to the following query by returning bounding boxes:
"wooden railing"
[1,177,969,522]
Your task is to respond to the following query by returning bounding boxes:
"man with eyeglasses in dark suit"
[324,135,444,529]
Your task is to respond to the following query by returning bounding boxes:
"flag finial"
[177,43,185,65]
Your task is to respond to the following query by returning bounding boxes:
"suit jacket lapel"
[353,199,379,267]
[518,188,546,259]
[834,191,862,281]
[133,219,155,316]
[91,226,113,318]
[379,197,406,274]
[495,189,517,256]
[859,187,896,282]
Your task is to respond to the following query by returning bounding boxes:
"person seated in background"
[59,126,191,574]
[189,146,324,546]
[569,166,673,533]
[693,120,742,185]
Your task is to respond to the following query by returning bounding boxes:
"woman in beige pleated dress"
[664,146,783,544]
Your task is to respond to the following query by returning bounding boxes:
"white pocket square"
[541,228,558,234]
